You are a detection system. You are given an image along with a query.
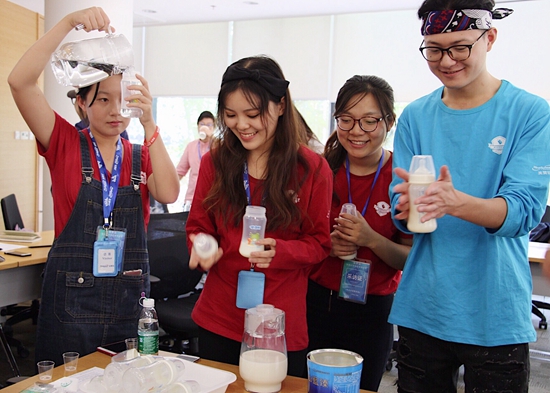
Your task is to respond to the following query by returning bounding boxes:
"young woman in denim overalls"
[8,7,180,366]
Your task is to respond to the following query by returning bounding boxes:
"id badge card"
[338,260,371,304]
[236,269,265,309]
[96,226,127,274]
[93,240,119,277]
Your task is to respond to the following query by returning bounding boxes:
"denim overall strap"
[35,133,149,366]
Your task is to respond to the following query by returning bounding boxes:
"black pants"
[396,326,530,393]
[306,280,394,391]
[197,327,308,377]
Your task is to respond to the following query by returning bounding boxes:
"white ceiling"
[8,0,532,27]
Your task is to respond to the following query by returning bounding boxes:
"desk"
[0,351,375,393]
[529,241,550,297]
[0,231,53,309]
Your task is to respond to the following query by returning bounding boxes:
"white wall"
[134,0,550,102]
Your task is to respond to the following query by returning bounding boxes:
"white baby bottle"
[121,358,186,393]
[407,155,437,233]
[239,206,267,258]
[193,233,218,259]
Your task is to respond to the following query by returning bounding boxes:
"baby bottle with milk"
[239,206,267,258]
[239,304,287,393]
[407,155,437,233]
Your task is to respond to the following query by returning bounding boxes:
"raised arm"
[8,7,111,150]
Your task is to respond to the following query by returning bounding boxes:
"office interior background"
[1,0,549,232]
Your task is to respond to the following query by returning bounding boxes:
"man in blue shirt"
[389,1,550,391]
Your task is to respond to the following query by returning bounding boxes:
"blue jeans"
[396,327,530,393]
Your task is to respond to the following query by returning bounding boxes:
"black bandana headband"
[421,8,513,35]
[221,66,290,99]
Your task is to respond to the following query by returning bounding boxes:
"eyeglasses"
[335,115,385,133]
[419,30,488,62]
[199,122,214,128]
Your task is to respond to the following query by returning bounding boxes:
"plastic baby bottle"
[103,355,156,391]
[407,155,437,233]
[239,206,267,258]
[193,233,218,259]
[338,203,358,260]
[121,358,186,393]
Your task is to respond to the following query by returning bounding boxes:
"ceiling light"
[141,9,157,14]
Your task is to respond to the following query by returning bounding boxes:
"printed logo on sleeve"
[533,165,550,176]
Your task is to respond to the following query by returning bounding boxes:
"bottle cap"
[142,298,155,308]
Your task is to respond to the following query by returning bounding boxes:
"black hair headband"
[221,66,290,99]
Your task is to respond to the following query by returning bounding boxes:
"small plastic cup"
[37,360,55,381]
[125,337,138,350]
[62,351,79,372]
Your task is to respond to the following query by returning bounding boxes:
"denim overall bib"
[35,132,150,366]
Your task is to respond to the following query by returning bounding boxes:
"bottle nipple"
[414,158,429,174]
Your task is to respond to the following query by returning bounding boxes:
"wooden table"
[0,231,53,309]
[0,351,375,393]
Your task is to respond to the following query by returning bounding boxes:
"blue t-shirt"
[390,80,550,346]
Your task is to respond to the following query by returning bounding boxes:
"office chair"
[149,193,169,214]
[530,205,550,329]
[0,194,33,384]
[0,194,36,359]
[147,211,204,355]
[1,194,24,230]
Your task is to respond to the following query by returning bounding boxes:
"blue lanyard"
[197,140,209,161]
[345,149,385,217]
[243,161,252,204]
[88,130,123,228]
[243,161,266,206]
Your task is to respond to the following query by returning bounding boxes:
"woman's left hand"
[334,212,376,249]
[122,73,155,129]
[250,238,276,269]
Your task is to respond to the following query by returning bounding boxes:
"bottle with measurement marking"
[407,155,437,233]
[239,206,267,257]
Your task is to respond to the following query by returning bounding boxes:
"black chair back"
[147,211,203,299]
[1,194,24,230]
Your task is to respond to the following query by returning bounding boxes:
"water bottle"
[120,67,143,118]
[138,297,159,355]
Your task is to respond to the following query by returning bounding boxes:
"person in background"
[306,75,412,391]
[176,111,216,210]
[296,110,324,154]
[8,7,179,366]
[185,55,333,377]
[68,89,129,140]
[389,1,550,391]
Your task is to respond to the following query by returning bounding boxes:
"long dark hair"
[418,0,495,18]
[324,75,396,175]
[204,55,310,230]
